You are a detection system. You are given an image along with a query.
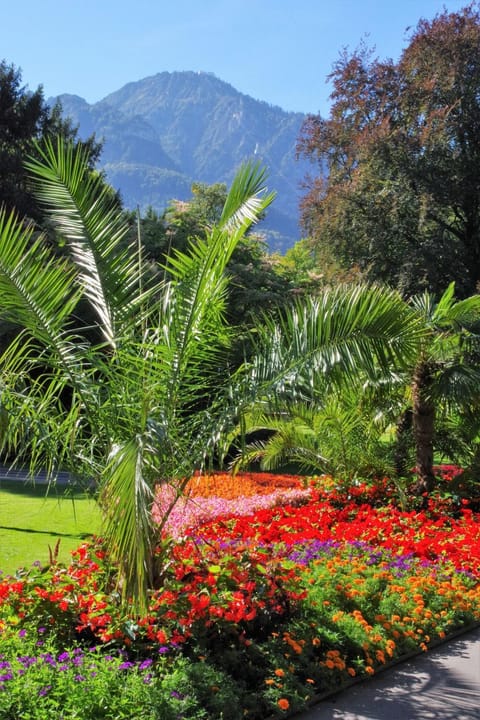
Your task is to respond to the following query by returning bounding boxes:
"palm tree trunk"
[393,408,413,478]
[412,361,436,495]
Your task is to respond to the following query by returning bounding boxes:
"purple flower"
[158,646,169,654]
[118,661,135,671]
[0,662,10,670]
[58,652,70,662]
[18,629,27,639]
[139,659,153,671]
[41,653,56,667]
[74,674,86,682]
[0,673,13,682]
[38,686,51,697]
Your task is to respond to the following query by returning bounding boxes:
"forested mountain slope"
[54,71,309,250]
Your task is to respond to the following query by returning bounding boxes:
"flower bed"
[0,471,479,718]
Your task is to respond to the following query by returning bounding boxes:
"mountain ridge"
[52,71,310,251]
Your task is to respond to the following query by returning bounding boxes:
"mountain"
[53,72,310,252]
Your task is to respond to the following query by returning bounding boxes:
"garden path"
[0,465,82,486]
[295,626,480,719]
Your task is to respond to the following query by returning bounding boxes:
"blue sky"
[3,0,467,115]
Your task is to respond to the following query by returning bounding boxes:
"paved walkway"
[295,626,480,719]
[0,465,84,487]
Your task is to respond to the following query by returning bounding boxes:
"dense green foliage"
[129,182,294,328]
[299,5,480,297]
[235,283,480,490]
[0,61,100,224]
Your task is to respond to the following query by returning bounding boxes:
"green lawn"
[0,480,101,575]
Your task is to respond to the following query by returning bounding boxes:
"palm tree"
[406,283,480,493]
[0,138,275,610]
[236,284,480,496]
[229,287,420,481]
[0,140,424,610]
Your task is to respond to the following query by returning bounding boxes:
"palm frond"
[248,284,423,396]
[0,209,84,376]
[157,161,274,408]
[100,437,155,613]
[218,161,276,232]
[25,137,153,346]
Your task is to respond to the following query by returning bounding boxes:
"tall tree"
[0,138,275,610]
[0,60,101,223]
[298,5,480,297]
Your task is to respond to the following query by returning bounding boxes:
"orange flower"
[365,666,375,675]
[274,668,285,677]
[277,698,290,711]
[347,667,356,677]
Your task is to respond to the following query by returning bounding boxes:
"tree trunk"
[393,408,413,478]
[412,361,436,496]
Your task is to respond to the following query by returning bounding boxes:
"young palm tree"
[231,391,395,482]
[0,139,424,610]
[0,138,275,610]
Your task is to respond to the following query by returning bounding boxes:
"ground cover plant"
[0,469,479,719]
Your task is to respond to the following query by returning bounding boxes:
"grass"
[0,480,101,575]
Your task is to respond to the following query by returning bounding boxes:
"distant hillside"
[53,72,310,251]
